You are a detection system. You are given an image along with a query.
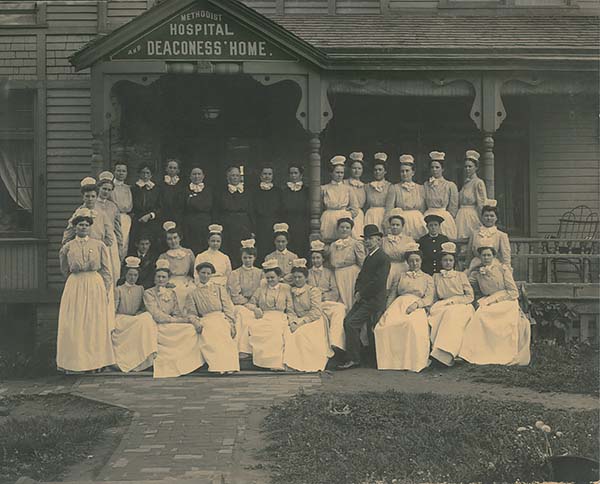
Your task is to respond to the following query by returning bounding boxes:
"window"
[0,90,34,234]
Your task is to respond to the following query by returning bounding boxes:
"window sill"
[0,237,47,243]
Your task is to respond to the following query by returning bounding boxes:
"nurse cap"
[125,256,141,269]
[349,152,364,162]
[71,207,94,220]
[241,238,255,248]
[98,171,114,181]
[483,198,498,208]
[292,258,307,268]
[208,224,223,234]
[310,240,326,252]
[155,259,170,271]
[330,155,346,166]
[262,259,279,271]
[429,151,446,162]
[465,150,481,162]
[273,223,289,233]
[388,208,405,222]
[404,242,421,253]
[441,242,457,254]
[374,152,388,162]
[399,154,415,165]
[80,176,96,187]
[162,220,177,232]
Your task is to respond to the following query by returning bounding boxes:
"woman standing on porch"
[320,156,359,243]
[424,151,459,241]
[111,162,133,256]
[158,158,186,234]
[183,166,214,255]
[456,150,487,241]
[364,153,392,231]
[381,210,414,290]
[281,163,309,257]
[384,154,427,239]
[344,152,366,239]
[157,221,195,308]
[253,165,282,261]
[96,172,124,280]
[57,208,115,372]
[130,163,160,252]
[459,246,530,366]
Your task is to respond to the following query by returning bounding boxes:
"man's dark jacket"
[355,247,391,308]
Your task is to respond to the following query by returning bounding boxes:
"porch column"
[481,132,495,198]
[309,132,322,237]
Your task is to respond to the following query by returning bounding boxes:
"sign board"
[112,0,296,62]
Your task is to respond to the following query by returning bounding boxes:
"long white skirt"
[374,294,430,372]
[429,301,474,366]
[170,275,195,308]
[107,238,121,287]
[351,209,365,240]
[246,310,288,370]
[401,210,427,240]
[112,312,158,372]
[334,265,360,311]
[57,272,115,372]
[386,261,409,291]
[284,317,333,372]
[320,209,352,242]
[119,213,131,258]
[153,323,205,378]
[322,301,347,351]
[364,207,385,230]
[233,305,253,354]
[456,206,481,241]
[198,312,240,372]
[424,208,457,241]
[459,300,531,366]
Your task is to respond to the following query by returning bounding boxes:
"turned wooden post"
[309,132,322,238]
[481,131,495,198]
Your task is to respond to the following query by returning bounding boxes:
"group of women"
[55,148,529,377]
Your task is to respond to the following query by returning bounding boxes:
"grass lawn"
[0,394,131,483]
[457,341,599,396]
[261,391,599,484]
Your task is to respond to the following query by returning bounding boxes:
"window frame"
[438,0,578,8]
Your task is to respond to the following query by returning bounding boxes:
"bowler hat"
[362,224,384,238]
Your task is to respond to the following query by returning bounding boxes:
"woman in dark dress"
[130,163,160,252]
[158,158,186,252]
[183,166,214,255]
[281,163,309,258]
[215,165,254,267]
[254,165,282,261]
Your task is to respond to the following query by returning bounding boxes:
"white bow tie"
[406,271,419,278]
[113,180,125,186]
[387,235,401,243]
[440,269,455,278]
[428,177,439,187]
[370,181,385,192]
[348,179,364,188]
[189,182,204,193]
[260,182,273,191]
[334,238,350,249]
[136,180,155,189]
[228,183,244,194]
[402,181,416,191]
[164,175,179,185]
[287,181,303,192]
[479,226,498,237]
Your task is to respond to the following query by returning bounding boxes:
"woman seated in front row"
[374,243,433,372]
[112,256,158,373]
[157,221,195,308]
[184,262,240,374]
[284,259,333,372]
[243,259,292,371]
[429,242,474,367]
[459,246,531,366]
[143,259,205,378]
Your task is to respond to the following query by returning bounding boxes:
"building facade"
[0,0,598,346]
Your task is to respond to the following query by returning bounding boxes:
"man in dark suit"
[338,224,391,370]
[120,234,157,288]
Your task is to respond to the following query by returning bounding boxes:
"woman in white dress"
[344,151,366,239]
[467,199,511,273]
[364,153,392,230]
[459,246,531,366]
[194,224,233,286]
[96,171,124,279]
[227,238,263,356]
[308,240,346,352]
[381,209,414,290]
[456,150,487,241]
[243,260,293,370]
[111,162,133,255]
[57,209,115,372]
[320,155,359,243]
[143,259,205,378]
[429,242,474,367]
[284,259,333,372]
[157,221,195,308]
[329,217,366,310]
[264,223,298,284]
[184,262,240,374]
[112,256,158,373]
[374,243,433,372]
[424,151,459,241]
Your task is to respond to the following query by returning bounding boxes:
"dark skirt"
[222,211,254,267]
[183,212,212,255]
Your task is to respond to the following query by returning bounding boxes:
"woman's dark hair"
[329,163,345,174]
[477,246,497,256]
[81,184,99,195]
[388,214,405,225]
[337,217,354,229]
[481,205,498,217]
[226,165,240,175]
[241,246,257,257]
[373,160,387,170]
[97,178,114,188]
[113,161,128,169]
[465,157,479,168]
[138,163,153,173]
[195,262,216,274]
[263,266,283,277]
[260,164,274,173]
[440,252,456,267]
[207,231,223,241]
[430,159,444,167]
[405,250,423,260]
[288,163,304,174]
[71,215,94,226]
[189,166,204,174]
[349,159,364,167]
[291,266,309,278]
[273,231,289,242]
[399,162,416,172]
[165,158,180,168]
[165,227,182,239]
[155,267,171,276]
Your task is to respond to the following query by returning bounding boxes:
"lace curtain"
[0,140,33,212]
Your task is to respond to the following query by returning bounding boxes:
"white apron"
[246,310,288,370]
[364,207,386,230]
[429,301,474,366]
[153,322,205,378]
[400,210,427,240]
[322,301,347,351]
[198,311,240,373]
[284,316,333,372]
[456,206,481,241]
[334,265,361,311]
[119,213,132,258]
[112,312,158,372]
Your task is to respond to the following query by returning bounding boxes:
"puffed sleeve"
[475,179,487,210]
[448,182,459,218]
[245,286,261,311]
[225,256,232,278]
[284,285,294,314]
[220,286,236,322]
[187,251,195,277]
[299,287,322,325]
[184,291,199,318]
[446,272,475,305]
[498,231,512,266]
[98,242,113,291]
[348,186,359,217]
[59,243,70,277]
[113,207,123,253]
[386,274,402,308]
[62,220,75,245]
[144,289,178,324]
[489,264,519,303]
[354,240,367,267]
[227,271,247,305]
[417,275,434,308]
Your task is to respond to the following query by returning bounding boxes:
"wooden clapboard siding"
[336,0,381,13]
[285,0,329,14]
[45,87,93,289]
[0,241,39,290]
[0,35,37,80]
[241,0,278,14]
[107,0,149,27]
[389,0,438,9]
[46,1,98,29]
[530,96,600,236]
[47,35,93,80]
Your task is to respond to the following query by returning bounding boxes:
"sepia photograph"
[0,0,598,482]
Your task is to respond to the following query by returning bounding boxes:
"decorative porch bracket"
[250,74,309,130]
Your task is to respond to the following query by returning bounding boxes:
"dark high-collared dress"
[253,184,282,261]
[183,184,214,255]
[281,182,310,257]
[130,181,160,252]
[215,186,254,267]
[418,233,450,276]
